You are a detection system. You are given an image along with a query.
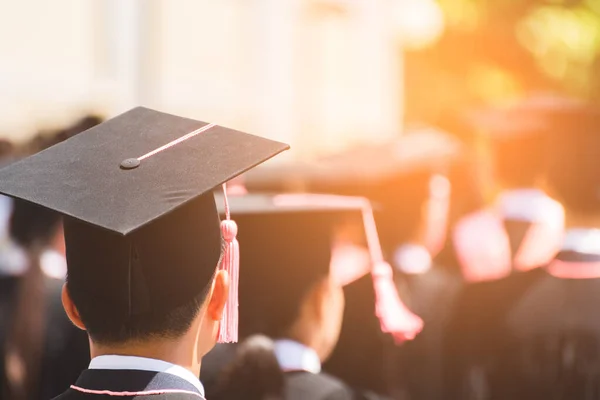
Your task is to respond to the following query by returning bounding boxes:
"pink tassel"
[271,194,424,343]
[372,260,424,344]
[362,204,424,344]
[218,184,239,343]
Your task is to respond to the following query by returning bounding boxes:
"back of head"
[546,105,600,215]
[9,201,61,250]
[486,105,552,190]
[492,130,546,189]
[64,193,222,344]
[213,335,284,400]
[213,206,356,400]
[236,211,335,338]
[8,115,104,251]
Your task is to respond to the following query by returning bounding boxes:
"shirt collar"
[561,228,600,256]
[496,189,564,223]
[273,339,321,374]
[89,355,204,396]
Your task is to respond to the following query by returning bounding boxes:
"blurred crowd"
[0,95,599,400]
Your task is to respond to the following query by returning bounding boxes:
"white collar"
[393,243,432,275]
[562,228,600,255]
[273,339,321,374]
[89,355,204,395]
[496,189,564,223]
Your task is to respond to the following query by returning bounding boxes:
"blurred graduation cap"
[215,193,423,343]
[315,126,461,186]
[310,127,460,256]
[466,94,589,140]
[0,106,289,342]
[244,126,461,193]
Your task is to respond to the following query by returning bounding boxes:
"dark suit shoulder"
[53,387,202,399]
[285,372,389,400]
[285,372,355,400]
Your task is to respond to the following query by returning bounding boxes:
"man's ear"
[206,269,230,322]
[61,283,86,331]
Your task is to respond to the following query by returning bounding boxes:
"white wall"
[0,0,404,155]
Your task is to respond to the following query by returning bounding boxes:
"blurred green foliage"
[405,0,600,124]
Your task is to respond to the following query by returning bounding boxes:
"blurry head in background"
[487,113,548,191]
[471,95,585,195]
[545,105,600,224]
[0,139,14,160]
[310,128,460,259]
[236,210,350,361]
[7,114,103,259]
[22,114,103,156]
[436,110,488,219]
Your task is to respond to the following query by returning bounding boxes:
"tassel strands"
[362,203,424,344]
[218,183,240,343]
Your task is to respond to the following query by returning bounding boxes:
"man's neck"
[91,339,201,377]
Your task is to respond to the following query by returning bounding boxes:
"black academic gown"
[200,343,238,396]
[442,267,546,400]
[284,371,386,400]
[393,264,462,400]
[324,275,396,397]
[0,274,90,399]
[202,343,390,400]
[485,251,600,400]
[53,369,205,399]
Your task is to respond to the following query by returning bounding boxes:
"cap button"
[120,158,140,170]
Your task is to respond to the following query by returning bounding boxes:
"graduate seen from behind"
[492,104,600,399]
[210,194,422,400]
[0,107,288,399]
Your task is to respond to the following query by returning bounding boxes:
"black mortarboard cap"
[215,193,423,340]
[0,107,289,322]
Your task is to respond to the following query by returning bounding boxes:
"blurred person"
[486,103,600,399]
[440,100,565,283]
[312,129,462,400]
[442,100,591,400]
[208,193,420,400]
[0,107,287,400]
[1,200,89,400]
[244,129,461,399]
[0,116,103,399]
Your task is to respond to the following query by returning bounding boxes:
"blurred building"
[0,0,443,155]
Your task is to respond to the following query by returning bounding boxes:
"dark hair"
[214,336,284,400]
[9,201,62,249]
[63,191,223,344]
[67,262,215,345]
[0,139,14,159]
[23,114,103,155]
[373,169,433,250]
[235,212,335,339]
[546,107,600,214]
